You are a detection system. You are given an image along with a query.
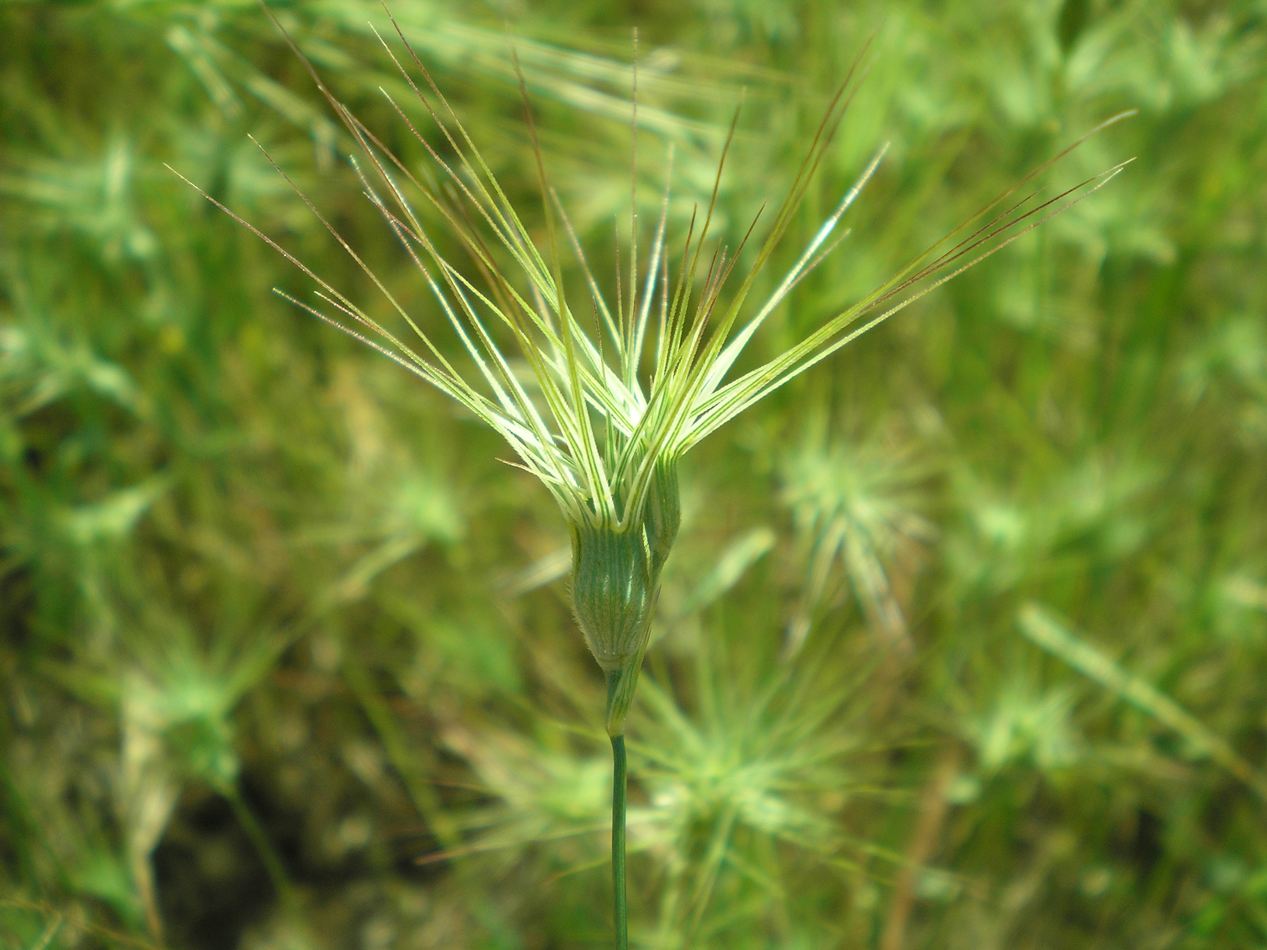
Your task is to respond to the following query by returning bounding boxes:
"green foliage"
[3,0,1266,947]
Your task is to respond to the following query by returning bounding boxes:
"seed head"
[172,9,1131,728]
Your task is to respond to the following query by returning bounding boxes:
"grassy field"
[3,1,1266,947]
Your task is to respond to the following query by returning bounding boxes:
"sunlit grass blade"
[1019,603,1267,800]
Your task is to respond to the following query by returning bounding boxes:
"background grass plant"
[3,1,1267,947]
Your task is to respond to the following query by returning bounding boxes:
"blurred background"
[2,1,1265,947]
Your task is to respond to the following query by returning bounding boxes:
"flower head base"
[572,460,680,674]
[174,10,1130,732]
[571,460,679,734]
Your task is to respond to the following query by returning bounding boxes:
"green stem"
[611,731,629,950]
[606,659,642,947]
[222,785,293,906]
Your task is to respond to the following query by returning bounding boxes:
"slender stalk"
[222,785,293,906]
[606,669,632,947]
[611,731,629,949]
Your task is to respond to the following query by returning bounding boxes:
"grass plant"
[4,1,1266,947]
[171,7,1129,944]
